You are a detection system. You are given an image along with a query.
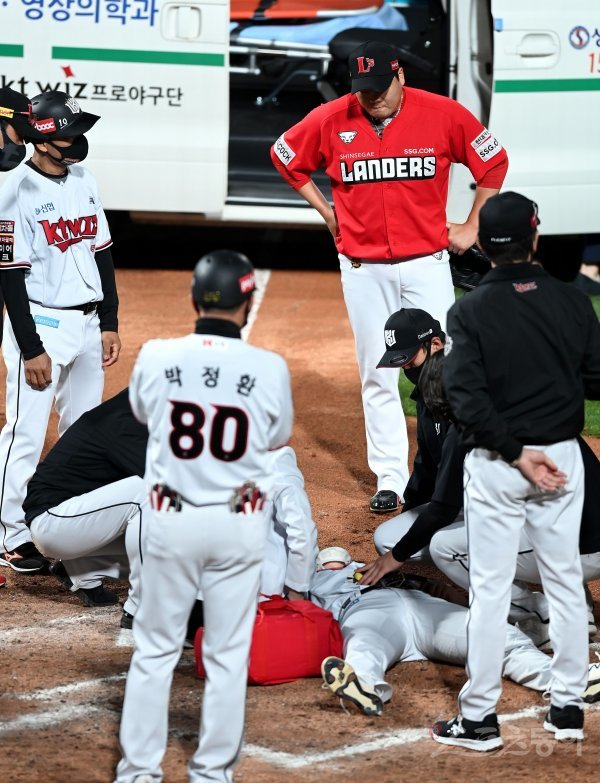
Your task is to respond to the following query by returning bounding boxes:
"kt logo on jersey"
[40,214,98,252]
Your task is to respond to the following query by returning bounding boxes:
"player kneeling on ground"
[314,547,600,722]
[25,388,148,617]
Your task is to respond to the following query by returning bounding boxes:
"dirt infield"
[1,268,599,783]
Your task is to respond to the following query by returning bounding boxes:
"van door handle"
[516,33,559,58]
[176,5,202,39]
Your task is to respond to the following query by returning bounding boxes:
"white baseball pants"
[430,523,600,623]
[373,505,464,562]
[0,304,104,552]
[341,588,552,704]
[115,503,269,783]
[458,443,587,722]
[339,252,454,497]
[30,476,147,616]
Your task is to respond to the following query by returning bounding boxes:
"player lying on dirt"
[312,546,600,716]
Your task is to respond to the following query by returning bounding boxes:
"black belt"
[61,302,98,314]
[31,300,98,315]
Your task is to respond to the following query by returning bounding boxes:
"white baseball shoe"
[583,654,600,704]
[321,656,383,716]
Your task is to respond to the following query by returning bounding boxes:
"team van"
[1,0,598,235]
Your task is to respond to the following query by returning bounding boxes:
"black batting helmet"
[192,250,256,309]
[28,91,99,140]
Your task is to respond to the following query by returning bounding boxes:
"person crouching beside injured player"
[0,90,120,574]
[358,310,466,588]
[24,389,148,618]
[313,547,587,717]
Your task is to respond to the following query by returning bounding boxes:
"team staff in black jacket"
[357,314,466,586]
[432,192,600,751]
[25,389,148,623]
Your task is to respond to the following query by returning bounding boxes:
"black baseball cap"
[348,41,401,94]
[377,309,444,368]
[478,191,540,246]
[0,87,45,141]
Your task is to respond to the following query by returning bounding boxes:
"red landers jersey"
[271,87,509,260]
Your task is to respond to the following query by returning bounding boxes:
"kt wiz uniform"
[116,319,293,783]
[0,162,113,553]
[443,263,600,721]
[310,561,552,705]
[271,87,508,497]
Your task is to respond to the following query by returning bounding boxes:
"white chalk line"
[116,628,134,647]
[2,666,600,768]
[0,704,104,734]
[244,703,600,769]
[9,673,127,702]
[242,269,271,342]
[3,609,117,642]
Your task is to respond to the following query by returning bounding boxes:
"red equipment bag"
[194,595,344,685]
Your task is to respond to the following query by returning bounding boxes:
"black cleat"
[369,490,400,514]
[51,560,118,607]
[0,542,49,573]
[120,610,134,630]
[431,714,503,751]
[543,704,584,741]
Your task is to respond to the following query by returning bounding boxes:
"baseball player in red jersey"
[0,90,120,573]
[271,40,508,513]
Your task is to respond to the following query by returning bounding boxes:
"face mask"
[48,134,89,165]
[403,340,433,385]
[403,365,422,385]
[0,124,26,171]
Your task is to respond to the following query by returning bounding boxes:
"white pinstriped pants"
[458,442,587,720]
[339,252,454,498]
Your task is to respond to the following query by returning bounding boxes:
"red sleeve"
[270,105,327,191]
[446,101,508,189]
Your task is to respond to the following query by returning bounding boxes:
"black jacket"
[392,386,465,562]
[443,263,600,462]
[24,389,148,522]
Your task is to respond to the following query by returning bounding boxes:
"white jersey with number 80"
[129,332,293,505]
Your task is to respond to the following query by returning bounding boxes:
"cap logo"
[418,328,433,340]
[65,96,81,115]
[0,106,14,119]
[34,118,57,133]
[239,272,255,294]
[356,56,375,74]
[338,131,357,144]
[390,59,399,70]
[384,329,396,347]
